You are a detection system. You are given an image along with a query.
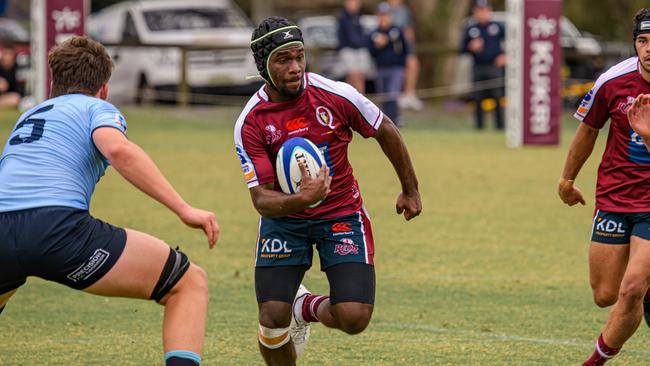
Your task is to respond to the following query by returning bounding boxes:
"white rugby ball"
[276,137,326,207]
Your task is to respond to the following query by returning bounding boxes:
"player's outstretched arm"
[249,163,331,218]
[558,123,599,207]
[628,94,650,150]
[373,117,422,221]
[92,127,219,248]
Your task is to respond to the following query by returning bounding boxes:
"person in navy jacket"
[461,0,505,130]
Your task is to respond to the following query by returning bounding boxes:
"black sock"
[166,357,199,366]
[0,306,5,315]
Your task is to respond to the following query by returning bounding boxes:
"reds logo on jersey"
[264,124,282,144]
[618,96,636,116]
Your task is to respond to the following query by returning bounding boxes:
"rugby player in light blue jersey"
[0,37,219,366]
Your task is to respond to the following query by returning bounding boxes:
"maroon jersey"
[575,57,650,212]
[234,73,383,219]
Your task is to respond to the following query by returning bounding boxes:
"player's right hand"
[298,161,331,206]
[558,178,586,206]
[178,207,220,249]
[628,94,650,142]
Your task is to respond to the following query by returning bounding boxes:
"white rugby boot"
[290,284,311,357]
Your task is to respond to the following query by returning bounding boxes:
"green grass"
[0,104,648,365]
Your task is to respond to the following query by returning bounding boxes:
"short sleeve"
[336,81,383,138]
[89,100,128,135]
[574,84,610,129]
[236,122,274,188]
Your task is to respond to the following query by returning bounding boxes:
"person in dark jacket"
[337,0,372,92]
[369,2,409,127]
[461,0,505,130]
[0,43,20,108]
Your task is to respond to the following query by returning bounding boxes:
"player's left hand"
[178,207,220,249]
[396,190,422,221]
[628,94,650,142]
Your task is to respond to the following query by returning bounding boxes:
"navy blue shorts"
[0,206,127,294]
[255,210,375,270]
[591,210,650,244]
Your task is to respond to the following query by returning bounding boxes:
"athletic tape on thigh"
[258,324,291,349]
[150,247,190,303]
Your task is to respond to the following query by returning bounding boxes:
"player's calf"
[643,288,650,328]
[616,275,647,311]
[151,249,208,366]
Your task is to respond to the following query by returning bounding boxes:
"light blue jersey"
[0,94,127,212]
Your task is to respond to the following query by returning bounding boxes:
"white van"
[88,0,261,104]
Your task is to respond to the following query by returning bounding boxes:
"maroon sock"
[582,334,620,366]
[301,294,328,322]
[644,287,650,302]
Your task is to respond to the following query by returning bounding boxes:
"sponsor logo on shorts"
[335,238,359,255]
[331,222,354,236]
[66,249,110,282]
[286,117,309,135]
[594,218,626,237]
[260,238,293,259]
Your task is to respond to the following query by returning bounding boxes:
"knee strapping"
[150,247,190,303]
[258,324,291,349]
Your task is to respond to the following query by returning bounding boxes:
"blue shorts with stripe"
[591,210,650,244]
[255,210,375,270]
[0,206,126,294]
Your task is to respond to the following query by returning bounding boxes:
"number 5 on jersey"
[9,104,53,145]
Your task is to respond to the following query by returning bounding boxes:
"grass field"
[0,104,648,365]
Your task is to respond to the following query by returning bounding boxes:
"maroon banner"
[522,0,561,145]
[45,0,87,95]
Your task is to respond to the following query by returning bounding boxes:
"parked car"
[88,0,262,104]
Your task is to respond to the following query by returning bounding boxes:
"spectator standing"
[461,0,505,130]
[337,0,372,93]
[387,0,423,111]
[0,43,20,108]
[369,2,409,127]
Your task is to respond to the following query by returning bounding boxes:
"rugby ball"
[276,137,325,207]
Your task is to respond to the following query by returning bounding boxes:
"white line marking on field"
[374,322,650,357]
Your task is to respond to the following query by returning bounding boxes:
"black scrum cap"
[250,16,304,87]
